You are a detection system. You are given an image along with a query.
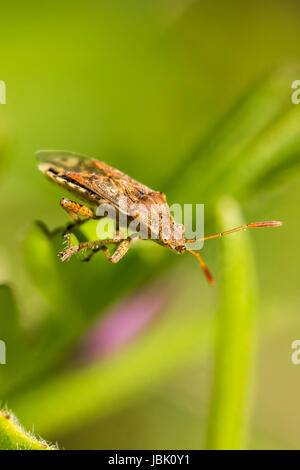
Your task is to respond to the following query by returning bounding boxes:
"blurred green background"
[0,0,300,450]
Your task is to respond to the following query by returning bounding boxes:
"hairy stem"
[0,409,56,450]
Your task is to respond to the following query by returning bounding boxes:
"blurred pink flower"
[76,282,171,362]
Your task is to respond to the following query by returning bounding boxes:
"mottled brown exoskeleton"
[38,150,282,284]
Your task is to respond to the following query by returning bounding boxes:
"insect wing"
[36,150,98,173]
[37,150,154,213]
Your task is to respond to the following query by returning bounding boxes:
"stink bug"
[37,150,282,284]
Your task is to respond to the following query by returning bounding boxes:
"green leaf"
[167,65,300,204]
[23,221,66,307]
[0,409,55,450]
[0,285,20,349]
[230,106,300,198]
[206,197,257,450]
[10,298,213,435]
[0,285,27,386]
[0,114,13,177]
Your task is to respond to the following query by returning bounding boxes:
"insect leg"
[60,198,95,221]
[109,239,131,263]
[81,245,109,262]
[83,241,131,264]
[59,237,127,262]
[60,198,96,234]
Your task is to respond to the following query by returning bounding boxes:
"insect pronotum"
[37,150,282,284]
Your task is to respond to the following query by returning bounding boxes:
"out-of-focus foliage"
[206,197,257,449]
[0,0,299,450]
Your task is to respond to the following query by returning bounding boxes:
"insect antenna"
[185,221,282,243]
[188,250,215,284]
[186,221,282,284]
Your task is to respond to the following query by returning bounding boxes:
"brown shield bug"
[37,150,282,284]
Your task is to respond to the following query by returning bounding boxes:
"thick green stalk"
[206,197,257,449]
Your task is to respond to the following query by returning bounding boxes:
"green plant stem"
[0,410,55,450]
[205,197,257,450]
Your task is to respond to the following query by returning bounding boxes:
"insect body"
[37,150,282,284]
